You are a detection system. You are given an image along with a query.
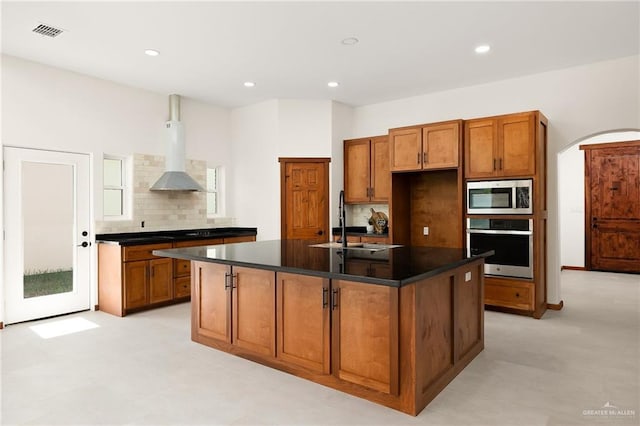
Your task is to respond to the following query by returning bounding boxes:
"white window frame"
[207,165,225,218]
[103,154,131,220]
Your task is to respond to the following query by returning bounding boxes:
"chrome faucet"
[339,190,347,248]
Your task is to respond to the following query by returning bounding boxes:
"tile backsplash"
[345,204,389,227]
[95,153,233,234]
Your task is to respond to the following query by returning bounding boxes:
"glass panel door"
[4,147,91,324]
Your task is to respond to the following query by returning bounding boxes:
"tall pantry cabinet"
[464,110,548,318]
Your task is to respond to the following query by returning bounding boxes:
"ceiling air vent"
[32,24,63,38]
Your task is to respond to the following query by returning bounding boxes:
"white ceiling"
[2,1,638,108]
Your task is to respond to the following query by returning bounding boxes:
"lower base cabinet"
[191,259,485,416]
[192,263,276,356]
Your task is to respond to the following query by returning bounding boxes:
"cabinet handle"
[331,288,339,310]
[232,274,237,289]
[224,272,231,290]
[493,158,497,171]
[515,292,520,298]
[499,158,503,170]
[322,287,329,308]
[417,152,421,165]
[370,187,374,198]
[423,152,427,164]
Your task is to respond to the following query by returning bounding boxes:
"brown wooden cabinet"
[390,121,461,172]
[276,272,330,374]
[192,262,276,357]
[344,135,390,203]
[465,112,536,179]
[99,242,173,316]
[332,279,399,395]
[464,110,549,318]
[98,234,256,317]
[189,259,485,416]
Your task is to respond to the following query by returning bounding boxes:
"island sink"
[308,241,402,252]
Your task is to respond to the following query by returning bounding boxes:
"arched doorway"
[557,130,640,269]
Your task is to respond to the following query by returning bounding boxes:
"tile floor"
[1,270,638,425]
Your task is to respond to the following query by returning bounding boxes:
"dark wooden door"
[280,158,330,241]
[582,141,640,273]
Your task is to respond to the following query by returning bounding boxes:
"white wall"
[351,55,640,304]
[558,131,640,268]
[230,99,345,240]
[1,54,232,314]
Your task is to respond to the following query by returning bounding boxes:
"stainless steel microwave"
[466,179,533,215]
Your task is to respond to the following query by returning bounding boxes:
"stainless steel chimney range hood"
[150,94,204,192]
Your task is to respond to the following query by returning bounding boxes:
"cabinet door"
[344,138,372,203]
[370,136,390,202]
[193,262,231,343]
[331,280,399,395]
[465,119,498,178]
[276,273,330,374]
[233,266,276,357]
[423,122,460,169]
[149,258,173,304]
[390,127,422,172]
[498,113,536,177]
[123,260,148,310]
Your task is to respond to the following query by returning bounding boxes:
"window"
[103,155,129,219]
[207,166,224,217]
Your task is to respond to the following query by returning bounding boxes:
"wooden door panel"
[465,120,497,178]
[282,160,329,241]
[344,139,371,203]
[233,267,276,357]
[332,280,398,395]
[456,267,481,359]
[390,127,422,171]
[584,142,640,273]
[423,122,459,169]
[123,261,148,310]
[415,274,453,390]
[149,258,173,304]
[499,114,535,177]
[194,262,231,343]
[371,136,390,202]
[276,273,330,374]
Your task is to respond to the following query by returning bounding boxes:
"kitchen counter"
[153,239,491,287]
[155,238,489,416]
[96,227,257,246]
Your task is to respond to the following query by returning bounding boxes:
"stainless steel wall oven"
[466,218,533,279]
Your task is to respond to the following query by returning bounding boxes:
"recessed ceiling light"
[144,49,160,57]
[475,45,491,54]
[327,81,339,88]
[341,37,359,45]
[244,81,256,88]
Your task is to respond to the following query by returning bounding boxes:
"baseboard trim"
[561,266,586,271]
[547,300,564,311]
[94,305,99,311]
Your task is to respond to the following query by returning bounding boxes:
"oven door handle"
[467,229,532,235]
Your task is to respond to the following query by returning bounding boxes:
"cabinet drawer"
[174,259,191,277]
[123,243,172,262]
[174,277,191,298]
[484,281,533,311]
[360,236,390,244]
[173,238,223,248]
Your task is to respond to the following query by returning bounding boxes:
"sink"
[309,242,402,252]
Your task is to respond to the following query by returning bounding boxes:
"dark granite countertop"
[96,227,257,246]
[154,239,492,287]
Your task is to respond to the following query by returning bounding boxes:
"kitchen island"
[154,239,491,416]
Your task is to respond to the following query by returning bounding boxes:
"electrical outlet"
[423,226,429,235]
[465,271,472,282]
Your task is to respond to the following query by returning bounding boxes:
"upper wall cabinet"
[464,112,536,179]
[344,135,390,203]
[389,121,461,172]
